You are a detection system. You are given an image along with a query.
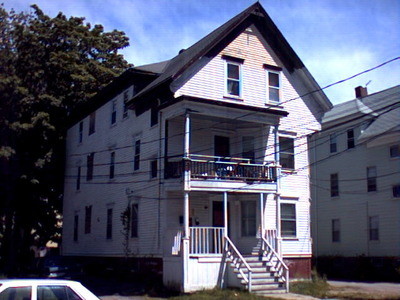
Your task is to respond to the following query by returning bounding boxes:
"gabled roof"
[322,85,400,126]
[131,2,331,111]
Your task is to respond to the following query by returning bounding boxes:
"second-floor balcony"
[165,154,277,182]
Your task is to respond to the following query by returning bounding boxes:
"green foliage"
[169,289,269,300]
[289,270,329,298]
[0,3,130,273]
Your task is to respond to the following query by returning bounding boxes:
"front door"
[212,201,224,227]
[214,136,230,159]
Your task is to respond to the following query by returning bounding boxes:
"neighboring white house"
[310,85,400,280]
[62,3,332,294]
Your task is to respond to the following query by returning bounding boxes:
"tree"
[0,4,131,274]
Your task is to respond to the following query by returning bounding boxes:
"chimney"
[355,86,368,98]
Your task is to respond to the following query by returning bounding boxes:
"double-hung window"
[123,91,129,119]
[106,208,113,239]
[264,64,282,103]
[330,133,337,153]
[131,203,139,238]
[332,219,340,242]
[86,153,94,181]
[347,128,355,149]
[390,144,399,158]
[73,214,79,242]
[89,112,96,135]
[330,173,339,197]
[223,56,244,97]
[134,139,141,171]
[85,205,92,234]
[281,203,296,237]
[367,166,377,192]
[279,137,295,169]
[111,100,117,125]
[369,216,379,241]
[109,152,115,179]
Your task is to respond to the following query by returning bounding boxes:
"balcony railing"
[165,155,277,182]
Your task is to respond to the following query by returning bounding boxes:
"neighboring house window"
[150,159,158,178]
[73,214,79,242]
[267,70,280,102]
[86,153,94,181]
[123,91,129,119]
[332,219,340,242]
[134,139,141,171]
[367,166,377,192]
[393,184,400,198]
[347,129,355,149]
[369,216,379,241]
[279,137,295,169]
[76,166,81,191]
[85,205,92,234]
[106,208,113,239]
[241,201,256,237]
[329,133,337,153]
[131,203,139,238]
[109,152,115,179]
[330,173,339,197]
[78,121,83,143]
[225,59,242,97]
[281,203,296,237]
[89,112,96,135]
[111,100,117,125]
[151,107,158,127]
[390,144,399,158]
[242,136,255,163]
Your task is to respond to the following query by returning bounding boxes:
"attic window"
[264,65,282,103]
[223,56,244,98]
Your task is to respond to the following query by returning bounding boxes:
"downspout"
[274,124,282,256]
[158,110,163,251]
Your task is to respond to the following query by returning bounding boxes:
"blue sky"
[5,0,400,104]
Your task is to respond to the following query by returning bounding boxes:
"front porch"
[163,191,289,294]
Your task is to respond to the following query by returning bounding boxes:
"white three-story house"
[62,3,332,294]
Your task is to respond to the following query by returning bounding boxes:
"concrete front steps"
[233,255,286,295]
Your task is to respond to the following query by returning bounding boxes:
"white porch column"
[260,193,265,236]
[274,124,282,255]
[184,110,191,191]
[223,192,228,237]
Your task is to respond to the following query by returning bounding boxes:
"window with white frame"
[241,201,256,237]
[89,112,96,135]
[78,121,83,143]
[279,137,295,169]
[390,144,399,158]
[369,216,379,241]
[267,71,280,102]
[332,219,340,242]
[393,184,400,198]
[106,208,113,239]
[281,203,296,237]
[131,202,139,238]
[123,90,129,119]
[367,166,377,192]
[224,56,243,97]
[347,128,355,149]
[134,139,141,171]
[330,173,339,197]
[150,159,158,178]
[111,100,117,125]
[84,205,92,234]
[73,214,79,242]
[109,151,115,179]
[330,133,337,153]
[86,153,94,181]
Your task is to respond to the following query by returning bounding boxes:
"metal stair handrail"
[224,236,253,291]
[260,236,289,292]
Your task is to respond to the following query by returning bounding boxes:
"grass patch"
[169,288,272,300]
[289,272,329,298]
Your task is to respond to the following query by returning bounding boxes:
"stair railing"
[260,236,289,292]
[224,236,253,291]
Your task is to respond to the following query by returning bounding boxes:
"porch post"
[274,125,282,255]
[223,192,228,237]
[182,110,191,292]
[260,193,265,237]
